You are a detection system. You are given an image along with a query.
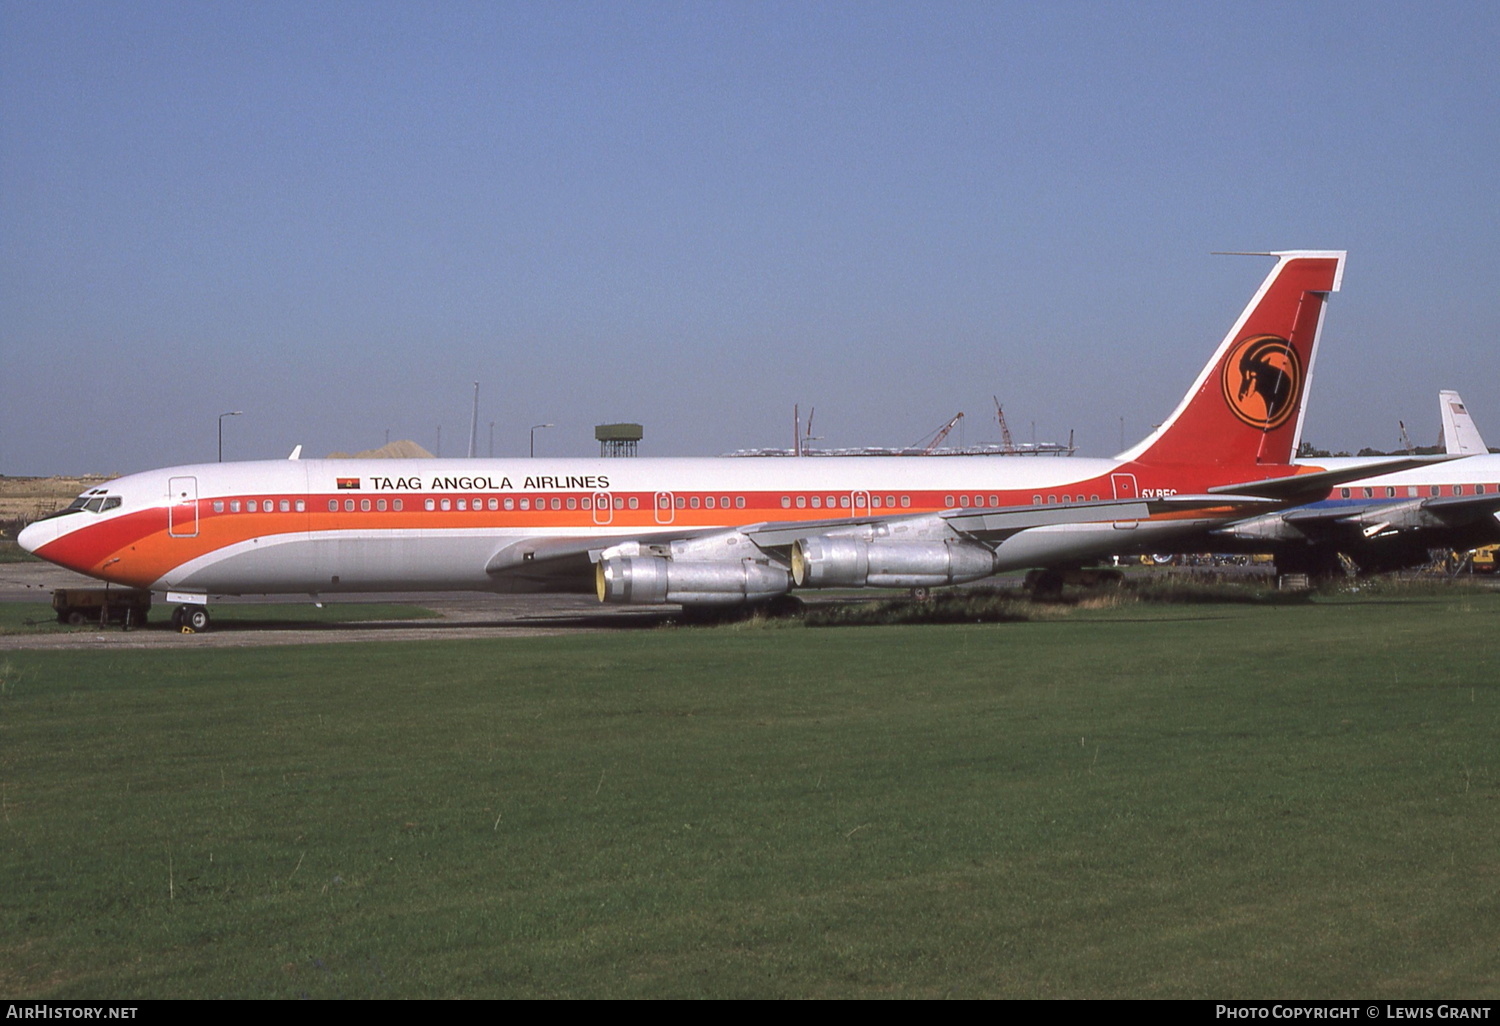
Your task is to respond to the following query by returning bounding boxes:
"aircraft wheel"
[184,606,211,632]
[171,606,186,629]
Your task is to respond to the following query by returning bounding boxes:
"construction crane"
[792,404,821,456]
[993,397,1018,455]
[919,412,964,454]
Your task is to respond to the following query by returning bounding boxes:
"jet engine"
[596,556,791,606]
[791,535,998,589]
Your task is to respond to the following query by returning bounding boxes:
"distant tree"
[1297,441,1332,458]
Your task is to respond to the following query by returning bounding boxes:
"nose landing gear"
[170,604,211,632]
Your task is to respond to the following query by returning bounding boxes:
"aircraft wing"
[1215,489,1500,557]
[933,494,1276,541]
[1275,492,1500,528]
[485,493,1277,587]
[1279,503,1385,526]
[1416,492,1500,522]
[483,529,709,588]
[1208,457,1456,503]
[736,494,1275,551]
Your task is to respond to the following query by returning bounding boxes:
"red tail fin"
[1119,251,1345,468]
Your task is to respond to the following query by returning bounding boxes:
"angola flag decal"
[336,478,361,490]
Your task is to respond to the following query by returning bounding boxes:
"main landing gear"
[170,604,211,632]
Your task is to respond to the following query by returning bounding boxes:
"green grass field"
[1,591,1496,998]
[0,543,39,563]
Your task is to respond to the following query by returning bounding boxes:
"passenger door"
[168,476,198,537]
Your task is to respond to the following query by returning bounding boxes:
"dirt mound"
[324,440,435,459]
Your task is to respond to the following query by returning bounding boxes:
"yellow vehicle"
[1472,545,1498,573]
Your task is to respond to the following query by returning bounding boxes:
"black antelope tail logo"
[1221,334,1301,429]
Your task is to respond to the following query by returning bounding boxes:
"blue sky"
[3,1,1496,475]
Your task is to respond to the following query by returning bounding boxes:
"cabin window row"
[213,499,306,513]
[1340,484,1492,499]
[1028,494,1100,506]
[664,495,747,510]
[778,495,914,510]
[324,498,407,512]
[416,496,629,512]
[381,495,651,512]
[314,495,768,513]
[320,496,616,512]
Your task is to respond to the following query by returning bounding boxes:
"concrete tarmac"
[0,561,674,650]
[7,557,1490,652]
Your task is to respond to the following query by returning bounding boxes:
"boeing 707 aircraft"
[26,250,1417,629]
[1217,390,1500,574]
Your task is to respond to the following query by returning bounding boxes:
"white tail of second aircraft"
[1440,390,1490,455]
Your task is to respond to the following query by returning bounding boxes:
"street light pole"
[218,411,242,462]
[530,423,553,458]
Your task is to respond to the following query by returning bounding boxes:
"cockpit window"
[38,491,114,521]
[41,493,122,519]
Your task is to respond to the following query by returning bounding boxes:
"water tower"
[595,423,643,457]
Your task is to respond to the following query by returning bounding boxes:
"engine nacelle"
[1215,500,1445,546]
[596,556,791,606]
[791,536,998,589]
[1212,512,1306,544]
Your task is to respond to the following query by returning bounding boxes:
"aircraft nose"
[16,519,53,554]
